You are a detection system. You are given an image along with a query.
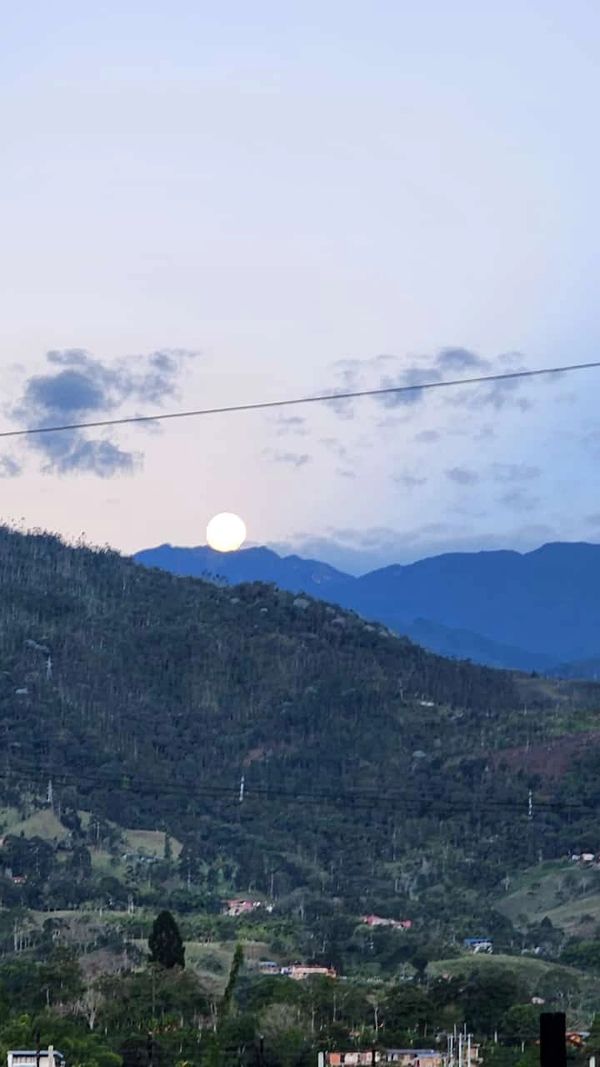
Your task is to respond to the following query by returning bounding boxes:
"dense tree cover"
[0,859,591,1067]
[0,942,587,1067]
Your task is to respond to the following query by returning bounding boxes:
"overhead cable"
[0,359,598,440]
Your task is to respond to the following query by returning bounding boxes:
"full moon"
[206,512,247,553]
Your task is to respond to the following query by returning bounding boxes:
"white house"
[7,1049,64,1067]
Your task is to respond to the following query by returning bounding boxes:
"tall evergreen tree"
[220,943,244,1022]
[148,910,185,969]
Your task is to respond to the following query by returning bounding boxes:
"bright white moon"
[206,512,247,553]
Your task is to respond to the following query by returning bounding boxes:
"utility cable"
[0,360,598,440]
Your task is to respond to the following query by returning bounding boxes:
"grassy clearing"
[5,808,70,842]
[0,808,183,862]
[123,828,182,859]
[429,953,600,1021]
[542,893,600,933]
[428,952,561,984]
[496,864,600,927]
[89,847,125,876]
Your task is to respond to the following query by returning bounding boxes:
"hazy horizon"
[3,2,600,567]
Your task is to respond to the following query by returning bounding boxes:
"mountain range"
[4,523,600,990]
[134,540,600,675]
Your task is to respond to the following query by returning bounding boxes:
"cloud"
[271,522,560,573]
[11,348,198,477]
[491,463,540,483]
[393,472,428,489]
[320,437,349,460]
[264,449,311,468]
[325,346,534,421]
[474,352,537,410]
[324,354,440,417]
[435,347,490,373]
[0,455,21,478]
[322,358,365,419]
[581,426,600,454]
[377,366,442,408]
[377,345,486,407]
[443,351,534,411]
[274,414,307,437]
[446,466,480,485]
[44,437,140,477]
[497,488,539,512]
[414,429,440,443]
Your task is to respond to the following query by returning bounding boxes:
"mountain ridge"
[135,539,600,673]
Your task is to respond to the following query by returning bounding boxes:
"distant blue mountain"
[134,541,600,675]
[135,544,349,594]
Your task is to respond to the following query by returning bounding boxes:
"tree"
[383,984,434,1039]
[461,967,526,1035]
[148,910,185,969]
[501,1004,540,1043]
[164,834,173,862]
[221,943,244,1022]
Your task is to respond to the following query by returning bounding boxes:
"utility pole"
[527,788,535,862]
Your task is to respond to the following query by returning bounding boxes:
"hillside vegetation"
[136,540,600,672]
[0,527,599,981]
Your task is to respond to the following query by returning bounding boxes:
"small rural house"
[463,937,492,954]
[386,1051,444,1067]
[224,898,273,917]
[283,964,337,980]
[7,1050,64,1067]
[320,1052,381,1067]
[361,915,412,931]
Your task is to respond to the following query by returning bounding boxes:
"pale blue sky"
[1,1,599,570]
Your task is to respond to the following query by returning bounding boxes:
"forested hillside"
[0,526,598,932]
[136,541,600,673]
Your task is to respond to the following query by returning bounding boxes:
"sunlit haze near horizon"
[2,2,600,572]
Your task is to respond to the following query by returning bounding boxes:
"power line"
[0,359,599,440]
[0,756,596,817]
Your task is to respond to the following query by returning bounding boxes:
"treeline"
[0,912,592,1067]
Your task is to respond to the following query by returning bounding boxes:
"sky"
[1,0,600,573]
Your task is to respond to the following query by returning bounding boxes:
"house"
[224,898,273,917]
[8,1050,65,1067]
[386,1051,444,1067]
[459,1045,481,1067]
[321,1053,446,1067]
[463,937,492,954]
[320,1053,382,1067]
[361,915,412,931]
[283,964,337,980]
[258,960,280,974]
